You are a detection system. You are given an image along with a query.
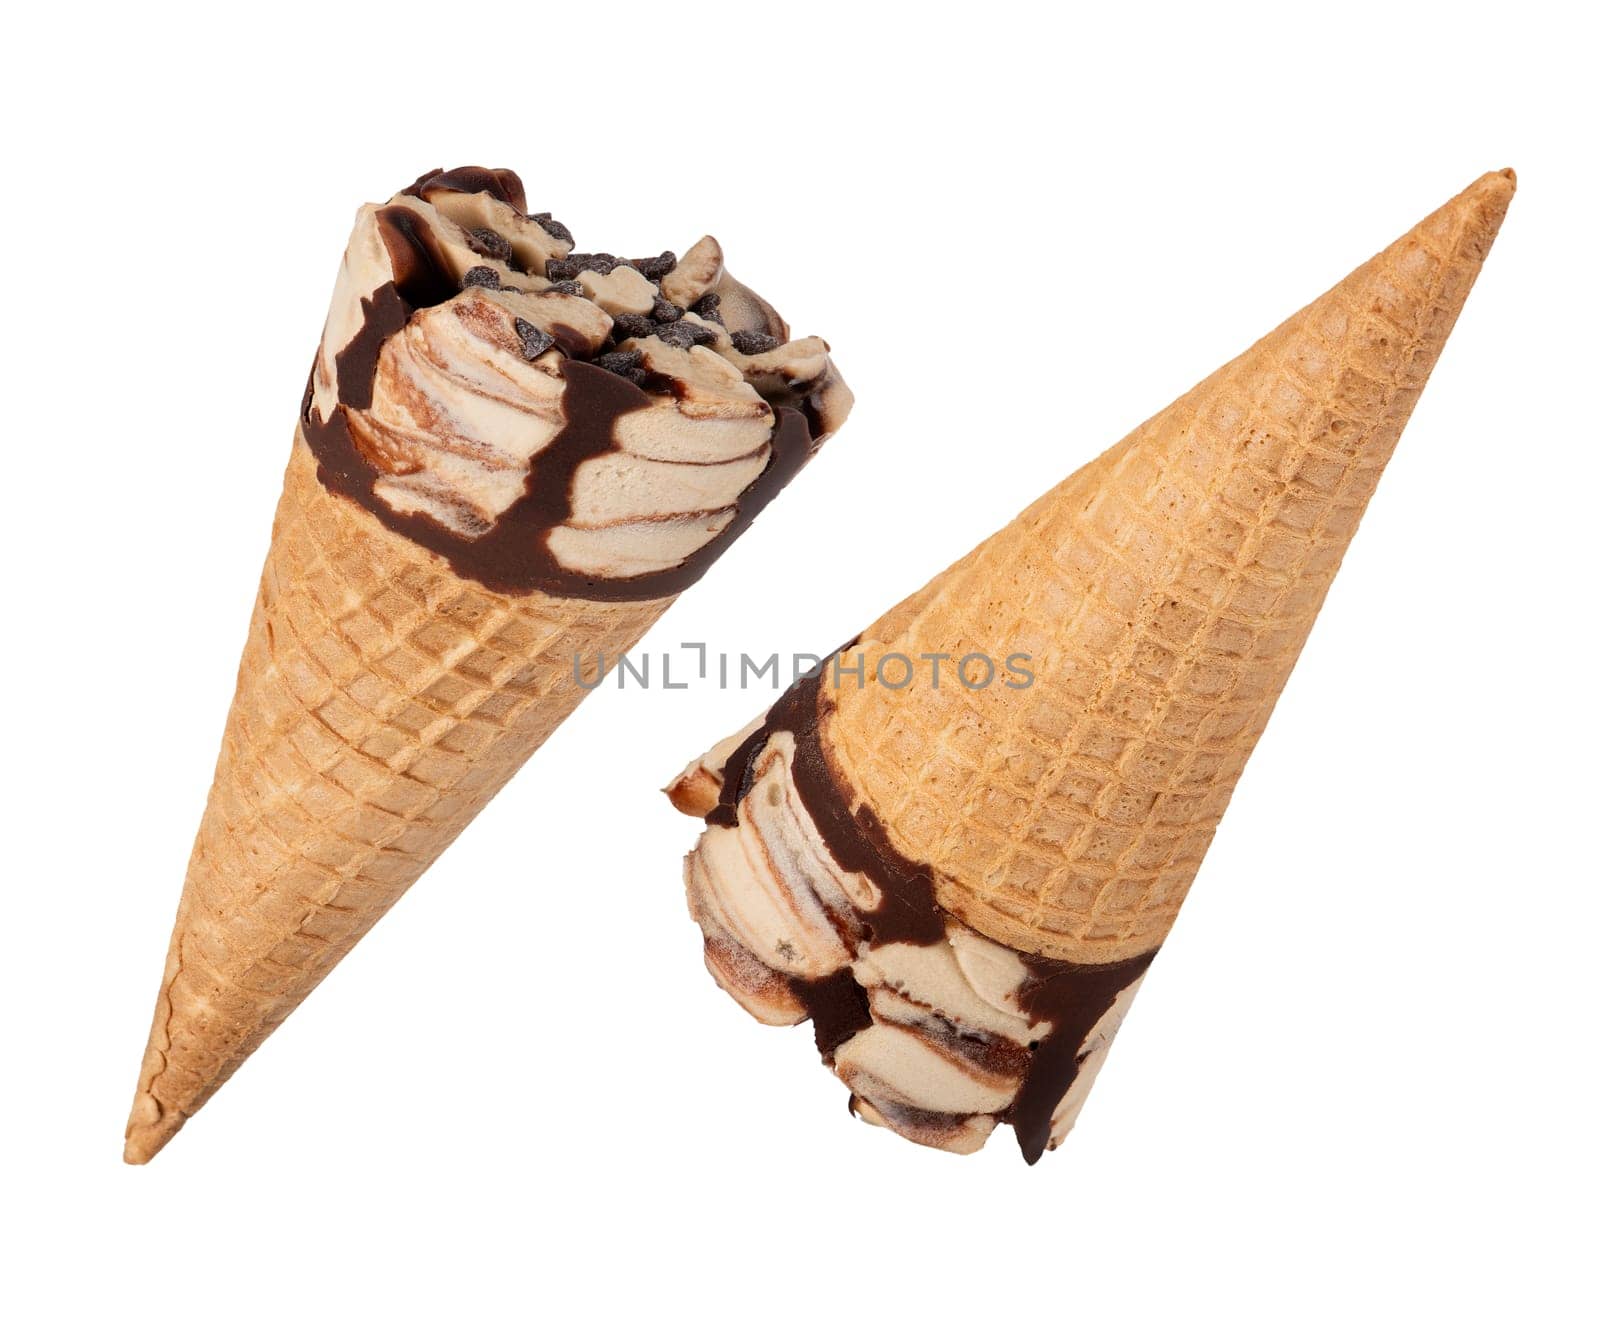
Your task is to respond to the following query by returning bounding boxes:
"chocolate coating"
[710,669,1158,1163]
[403,165,528,212]
[305,344,814,601]
[306,169,834,602]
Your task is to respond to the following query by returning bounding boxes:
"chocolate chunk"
[597,349,644,378]
[570,251,620,276]
[547,279,584,296]
[513,318,555,361]
[691,291,723,324]
[465,227,514,262]
[611,313,655,340]
[731,330,781,355]
[655,320,719,350]
[634,251,677,281]
[651,298,683,323]
[530,211,574,245]
[653,321,697,350]
[548,251,630,281]
[462,266,502,290]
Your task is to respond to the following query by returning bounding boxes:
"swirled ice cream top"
[668,670,1155,1162]
[303,167,852,600]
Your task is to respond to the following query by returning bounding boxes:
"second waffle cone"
[822,169,1515,965]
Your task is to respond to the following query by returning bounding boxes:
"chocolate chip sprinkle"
[462,266,502,290]
[731,330,781,355]
[513,318,555,361]
[651,298,683,323]
[549,251,624,281]
[547,279,584,296]
[595,348,650,384]
[654,320,716,350]
[530,211,574,245]
[691,291,724,324]
[465,227,514,262]
[611,313,655,340]
[634,251,677,281]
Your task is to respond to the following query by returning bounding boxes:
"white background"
[3,2,1594,1328]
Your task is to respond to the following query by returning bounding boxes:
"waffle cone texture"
[820,170,1514,965]
[125,435,670,1163]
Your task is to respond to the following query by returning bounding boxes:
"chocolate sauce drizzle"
[789,972,873,1062]
[710,669,1158,1164]
[402,165,528,212]
[301,168,820,601]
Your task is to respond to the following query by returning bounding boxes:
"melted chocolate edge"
[709,669,1158,1164]
[303,176,818,602]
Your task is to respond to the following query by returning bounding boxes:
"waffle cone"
[125,435,669,1163]
[820,170,1514,965]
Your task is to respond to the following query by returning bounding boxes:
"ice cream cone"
[669,170,1513,1160]
[125,439,669,1163]
[126,167,851,1162]
[830,168,1515,964]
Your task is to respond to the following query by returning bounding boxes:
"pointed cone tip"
[1468,167,1517,225]
[123,1101,182,1165]
[1448,167,1516,262]
[1481,166,1516,198]
[123,1126,164,1165]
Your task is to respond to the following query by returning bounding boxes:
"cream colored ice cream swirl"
[302,167,851,597]
[670,683,1151,1159]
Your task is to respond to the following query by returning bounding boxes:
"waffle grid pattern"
[824,175,1510,964]
[128,438,669,1157]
